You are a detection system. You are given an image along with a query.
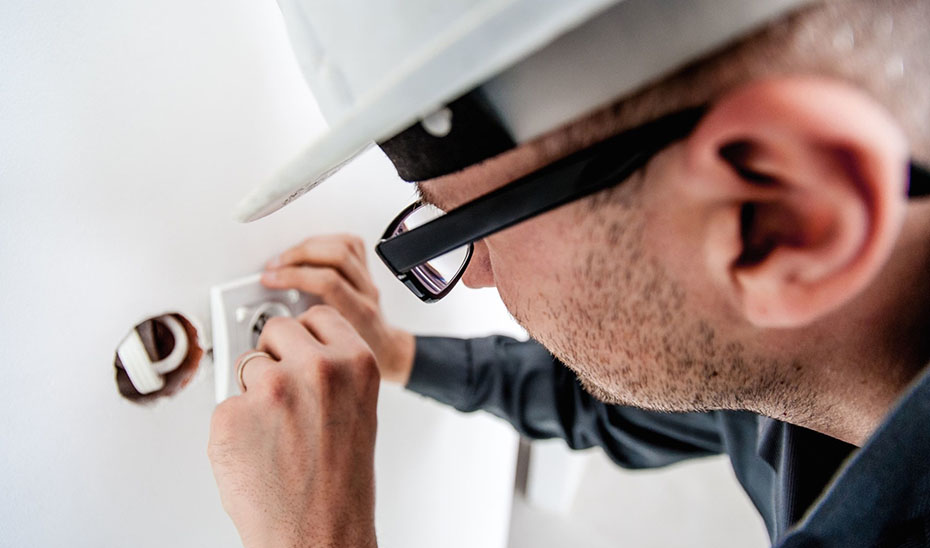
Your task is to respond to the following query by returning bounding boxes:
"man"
[207,0,930,547]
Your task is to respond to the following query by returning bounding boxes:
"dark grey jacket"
[407,336,930,547]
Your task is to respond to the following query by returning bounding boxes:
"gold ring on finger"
[236,351,273,393]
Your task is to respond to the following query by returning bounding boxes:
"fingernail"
[262,270,278,283]
[266,255,281,268]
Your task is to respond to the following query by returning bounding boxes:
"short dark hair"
[530,0,930,167]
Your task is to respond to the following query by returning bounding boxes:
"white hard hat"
[235,0,813,222]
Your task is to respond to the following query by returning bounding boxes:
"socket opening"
[248,301,293,347]
[114,312,203,404]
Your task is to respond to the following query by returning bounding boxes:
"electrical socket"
[210,273,320,402]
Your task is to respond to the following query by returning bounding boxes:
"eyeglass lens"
[392,204,471,296]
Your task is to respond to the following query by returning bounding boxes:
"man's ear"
[683,77,910,327]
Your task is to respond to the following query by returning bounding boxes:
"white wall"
[0,2,766,547]
[0,2,521,546]
[512,444,769,548]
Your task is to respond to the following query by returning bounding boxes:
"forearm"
[248,526,377,548]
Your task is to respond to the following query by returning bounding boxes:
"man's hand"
[261,234,415,384]
[207,306,379,548]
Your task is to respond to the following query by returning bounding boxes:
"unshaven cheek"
[638,146,737,325]
[484,215,575,329]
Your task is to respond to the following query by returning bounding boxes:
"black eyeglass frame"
[376,105,930,303]
[377,201,475,301]
[375,107,707,302]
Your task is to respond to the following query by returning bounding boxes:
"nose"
[461,240,495,289]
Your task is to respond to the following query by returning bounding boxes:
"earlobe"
[684,78,910,328]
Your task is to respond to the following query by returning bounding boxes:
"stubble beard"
[505,186,801,415]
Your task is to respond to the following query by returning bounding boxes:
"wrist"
[247,521,378,548]
[387,327,415,385]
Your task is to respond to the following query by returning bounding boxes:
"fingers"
[296,305,365,347]
[232,307,379,418]
[234,351,278,394]
[241,317,322,399]
[265,235,375,297]
[262,266,377,328]
[253,307,369,364]
[297,306,380,390]
[256,316,321,360]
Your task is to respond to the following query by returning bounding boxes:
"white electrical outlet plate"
[210,273,320,402]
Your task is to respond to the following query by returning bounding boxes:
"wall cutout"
[114,313,203,404]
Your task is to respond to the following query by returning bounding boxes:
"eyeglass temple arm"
[378,108,706,274]
[380,127,930,275]
[910,162,930,198]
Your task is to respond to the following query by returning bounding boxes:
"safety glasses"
[375,107,705,301]
[376,106,930,303]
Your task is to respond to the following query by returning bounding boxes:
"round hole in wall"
[113,313,203,404]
